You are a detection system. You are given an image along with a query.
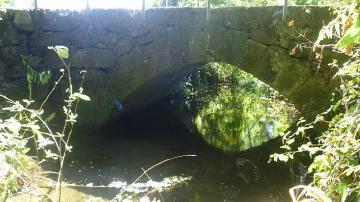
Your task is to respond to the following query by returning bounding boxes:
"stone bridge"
[0,7,337,124]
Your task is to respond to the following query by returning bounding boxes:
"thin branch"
[38,71,64,111]
[131,154,197,185]
[141,167,164,202]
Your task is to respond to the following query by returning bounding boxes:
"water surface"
[63,104,292,202]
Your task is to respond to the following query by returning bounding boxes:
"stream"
[62,103,293,202]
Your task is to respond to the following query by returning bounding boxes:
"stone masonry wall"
[0,7,337,124]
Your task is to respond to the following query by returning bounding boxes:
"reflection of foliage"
[235,158,261,184]
[191,192,201,202]
[272,3,360,201]
[177,63,298,152]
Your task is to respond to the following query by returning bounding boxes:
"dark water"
[63,103,292,202]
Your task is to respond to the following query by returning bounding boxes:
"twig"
[56,69,87,201]
[141,167,164,202]
[38,71,64,111]
[0,95,60,152]
[131,154,197,185]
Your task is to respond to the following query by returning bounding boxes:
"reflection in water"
[60,63,298,201]
[195,82,297,152]
[63,104,292,201]
[175,63,299,152]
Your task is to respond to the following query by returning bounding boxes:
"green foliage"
[49,46,69,59]
[21,55,51,100]
[0,0,10,4]
[0,97,55,200]
[272,3,360,201]
[228,0,278,6]
[293,0,338,5]
[178,63,298,152]
[152,0,343,7]
[0,46,90,201]
[336,15,360,49]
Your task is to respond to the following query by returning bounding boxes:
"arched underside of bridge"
[0,6,339,124]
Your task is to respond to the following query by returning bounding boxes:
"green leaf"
[278,154,289,162]
[348,157,359,166]
[72,93,91,101]
[6,118,21,134]
[336,182,349,202]
[280,145,291,150]
[336,15,360,49]
[44,112,56,123]
[49,46,69,59]
[271,153,289,162]
[286,138,295,145]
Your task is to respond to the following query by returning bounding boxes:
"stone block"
[114,38,134,56]
[87,27,119,48]
[0,21,26,47]
[242,39,273,82]
[40,10,89,32]
[0,59,5,75]
[70,48,114,68]
[249,27,278,45]
[13,10,34,32]
[209,27,249,64]
[0,46,27,66]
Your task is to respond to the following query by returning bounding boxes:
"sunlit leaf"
[336,15,360,51]
[72,93,91,101]
[48,45,69,59]
[6,118,21,134]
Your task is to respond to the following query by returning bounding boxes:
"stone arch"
[0,7,337,124]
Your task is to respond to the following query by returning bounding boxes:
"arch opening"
[168,62,300,152]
